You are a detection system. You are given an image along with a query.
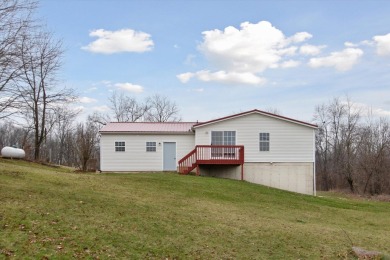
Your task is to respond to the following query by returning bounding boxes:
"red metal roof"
[193,109,318,128]
[100,122,196,133]
[100,109,317,133]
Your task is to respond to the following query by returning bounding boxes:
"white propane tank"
[1,146,26,159]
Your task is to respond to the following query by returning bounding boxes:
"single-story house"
[100,109,317,195]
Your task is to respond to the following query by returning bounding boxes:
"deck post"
[196,165,200,176]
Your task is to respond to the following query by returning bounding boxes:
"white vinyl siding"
[101,133,195,171]
[194,113,315,163]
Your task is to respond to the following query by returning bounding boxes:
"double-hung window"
[115,141,125,152]
[259,133,270,151]
[146,142,156,152]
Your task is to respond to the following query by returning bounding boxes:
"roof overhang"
[100,131,195,135]
[193,109,318,129]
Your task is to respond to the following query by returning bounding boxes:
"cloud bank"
[78,96,97,104]
[114,82,144,93]
[82,29,153,54]
[177,20,390,86]
[178,21,325,86]
[308,48,363,71]
[373,33,390,56]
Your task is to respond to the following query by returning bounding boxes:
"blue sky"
[38,0,390,122]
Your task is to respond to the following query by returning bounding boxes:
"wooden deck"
[178,145,244,175]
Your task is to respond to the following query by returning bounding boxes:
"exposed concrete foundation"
[199,162,314,195]
[199,165,241,180]
[244,162,314,195]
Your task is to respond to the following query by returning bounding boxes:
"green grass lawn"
[1,158,389,259]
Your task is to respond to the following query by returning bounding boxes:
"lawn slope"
[1,158,389,259]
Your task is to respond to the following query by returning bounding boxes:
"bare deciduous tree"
[0,0,36,118]
[145,94,181,122]
[88,111,111,126]
[314,103,333,191]
[75,119,99,171]
[339,98,361,192]
[314,97,390,195]
[358,117,390,194]
[52,105,80,165]
[265,107,282,115]
[17,31,75,160]
[109,91,148,122]
[314,97,360,192]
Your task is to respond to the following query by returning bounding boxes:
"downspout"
[241,163,244,181]
[313,129,317,196]
[241,146,244,181]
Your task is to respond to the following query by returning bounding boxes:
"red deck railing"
[178,145,244,175]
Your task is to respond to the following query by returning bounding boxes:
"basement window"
[115,141,125,152]
[146,142,156,152]
[259,133,270,151]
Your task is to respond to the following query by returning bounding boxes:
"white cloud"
[198,21,311,73]
[360,40,375,47]
[72,105,85,113]
[82,29,153,54]
[308,48,363,71]
[177,72,194,83]
[279,60,301,68]
[78,96,97,104]
[179,21,315,86]
[342,101,390,117]
[92,105,110,112]
[288,32,312,43]
[300,44,326,56]
[100,80,112,86]
[344,41,357,47]
[85,87,98,93]
[179,70,266,86]
[373,33,390,56]
[372,108,390,117]
[193,88,204,92]
[114,82,144,93]
[0,96,11,103]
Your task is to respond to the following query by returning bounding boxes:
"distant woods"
[0,0,76,161]
[314,97,390,195]
[0,0,181,169]
[108,92,181,123]
[0,92,181,171]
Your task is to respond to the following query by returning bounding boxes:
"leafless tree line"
[109,91,181,123]
[0,110,101,171]
[0,1,181,168]
[0,0,76,161]
[0,91,181,171]
[314,97,390,195]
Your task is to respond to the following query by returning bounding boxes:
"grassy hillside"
[1,158,389,259]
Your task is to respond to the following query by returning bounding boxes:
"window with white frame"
[146,142,157,152]
[115,141,125,152]
[211,131,236,157]
[259,133,270,151]
[211,131,236,145]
